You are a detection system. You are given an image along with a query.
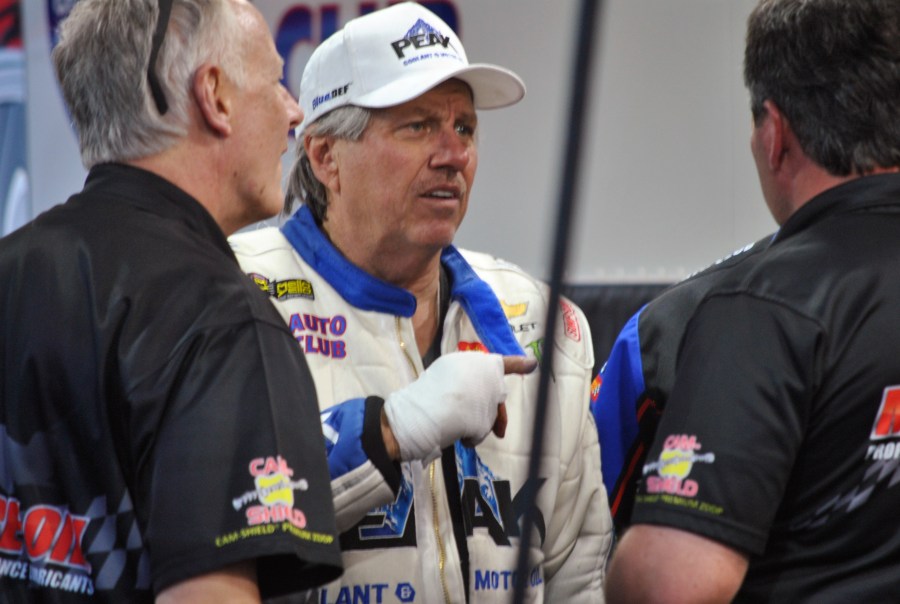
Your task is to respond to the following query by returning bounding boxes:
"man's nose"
[283,86,302,130]
[430,126,471,172]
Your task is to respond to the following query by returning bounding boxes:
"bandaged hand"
[383,352,533,464]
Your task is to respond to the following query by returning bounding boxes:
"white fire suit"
[230,205,612,603]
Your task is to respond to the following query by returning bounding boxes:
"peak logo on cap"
[391,19,455,59]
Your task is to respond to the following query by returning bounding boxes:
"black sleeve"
[133,320,342,597]
[631,292,821,555]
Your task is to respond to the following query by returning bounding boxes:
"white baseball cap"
[297,2,526,135]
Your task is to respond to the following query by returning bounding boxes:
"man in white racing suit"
[230,4,612,602]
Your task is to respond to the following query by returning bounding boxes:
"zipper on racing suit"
[396,316,453,604]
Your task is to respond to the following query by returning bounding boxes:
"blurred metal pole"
[512,0,605,600]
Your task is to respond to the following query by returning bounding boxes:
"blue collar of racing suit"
[281,205,524,356]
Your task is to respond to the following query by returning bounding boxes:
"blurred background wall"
[11,0,773,368]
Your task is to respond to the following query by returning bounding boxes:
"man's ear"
[760,99,791,172]
[306,135,341,193]
[192,64,232,137]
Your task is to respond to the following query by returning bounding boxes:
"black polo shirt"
[0,163,341,601]
[632,173,900,601]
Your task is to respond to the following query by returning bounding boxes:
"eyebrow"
[386,102,477,123]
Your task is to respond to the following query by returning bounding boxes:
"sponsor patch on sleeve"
[217,455,334,548]
[249,273,315,301]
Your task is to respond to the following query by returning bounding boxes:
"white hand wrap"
[384,352,507,464]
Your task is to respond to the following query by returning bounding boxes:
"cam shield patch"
[216,455,336,550]
[642,434,715,499]
[232,456,309,530]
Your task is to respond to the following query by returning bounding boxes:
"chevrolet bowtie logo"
[500,300,528,319]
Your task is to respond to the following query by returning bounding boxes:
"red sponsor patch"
[590,374,602,402]
[871,386,900,440]
[559,299,581,342]
[458,341,489,353]
[0,496,91,571]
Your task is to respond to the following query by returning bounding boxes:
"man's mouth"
[422,185,462,200]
